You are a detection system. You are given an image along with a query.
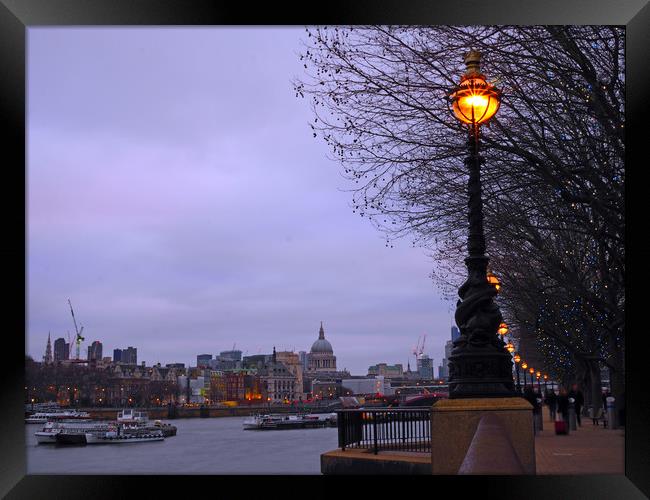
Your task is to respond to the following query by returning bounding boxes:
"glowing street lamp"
[447,49,512,399]
[487,272,501,293]
[498,323,509,336]
[521,362,528,387]
[513,354,521,393]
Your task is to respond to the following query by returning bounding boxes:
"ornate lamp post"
[487,272,501,293]
[513,354,521,393]
[543,374,548,393]
[447,50,513,399]
[521,362,528,388]
[536,371,542,394]
[529,367,535,391]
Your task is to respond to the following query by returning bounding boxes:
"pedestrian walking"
[554,387,570,435]
[524,386,541,432]
[557,387,570,422]
[569,384,585,426]
[545,389,557,422]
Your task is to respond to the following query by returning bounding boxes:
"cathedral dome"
[311,338,333,353]
[310,322,333,353]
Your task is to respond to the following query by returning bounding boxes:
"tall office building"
[416,355,434,379]
[438,340,454,379]
[113,349,122,363]
[53,337,69,362]
[219,350,242,362]
[87,340,103,361]
[438,326,459,379]
[124,347,137,364]
[197,354,213,368]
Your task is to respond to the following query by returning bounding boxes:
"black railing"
[337,408,431,454]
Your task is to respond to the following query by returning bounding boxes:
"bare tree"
[296,25,624,403]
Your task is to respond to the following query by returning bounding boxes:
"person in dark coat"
[557,387,570,423]
[569,384,585,426]
[524,387,541,413]
[523,386,541,432]
[545,389,557,422]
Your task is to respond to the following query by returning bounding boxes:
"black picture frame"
[1,1,646,497]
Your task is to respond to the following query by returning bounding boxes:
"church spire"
[319,321,325,340]
[272,346,277,364]
[44,331,52,364]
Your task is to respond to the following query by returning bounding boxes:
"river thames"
[26,417,338,474]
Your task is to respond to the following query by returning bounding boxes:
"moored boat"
[115,410,177,437]
[151,420,177,437]
[26,410,91,424]
[35,420,111,444]
[117,409,149,425]
[243,413,337,430]
[85,427,164,444]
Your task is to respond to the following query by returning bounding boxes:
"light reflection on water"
[26,416,338,474]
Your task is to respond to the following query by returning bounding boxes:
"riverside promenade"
[321,406,624,475]
[534,407,624,475]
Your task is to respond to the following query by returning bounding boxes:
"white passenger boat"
[26,410,91,424]
[85,426,164,444]
[243,414,285,430]
[243,412,337,430]
[35,420,111,444]
[117,409,149,425]
[304,412,338,425]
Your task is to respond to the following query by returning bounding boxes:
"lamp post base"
[448,347,516,399]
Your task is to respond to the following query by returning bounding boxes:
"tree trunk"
[588,361,602,417]
[609,359,625,413]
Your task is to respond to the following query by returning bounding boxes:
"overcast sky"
[26,27,455,374]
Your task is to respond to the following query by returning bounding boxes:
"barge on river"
[243,413,337,430]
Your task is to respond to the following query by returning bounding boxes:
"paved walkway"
[323,407,625,475]
[534,407,624,475]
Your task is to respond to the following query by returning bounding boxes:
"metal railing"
[337,408,431,454]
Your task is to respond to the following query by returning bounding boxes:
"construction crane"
[412,334,427,365]
[411,335,421,366]
[412,335,421,359]
[68,299,85,360]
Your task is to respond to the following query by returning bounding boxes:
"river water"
[26,417,338,474]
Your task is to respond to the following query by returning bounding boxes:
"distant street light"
[447,50,513,399]
[513,355,522,393]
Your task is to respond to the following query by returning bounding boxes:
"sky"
[26,27,455,374]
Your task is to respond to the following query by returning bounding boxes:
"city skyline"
[27,27,453,375]
[33,322,450,375]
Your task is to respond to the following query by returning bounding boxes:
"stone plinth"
[431,397,535,474]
